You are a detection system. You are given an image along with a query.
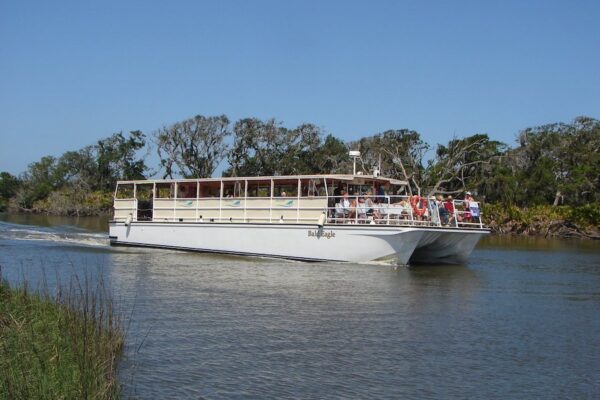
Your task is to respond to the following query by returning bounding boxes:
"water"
[1,213,599,399]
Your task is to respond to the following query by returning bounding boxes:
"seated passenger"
[356,196,368,222]
[364,191,381,221]
[335,191,352,222]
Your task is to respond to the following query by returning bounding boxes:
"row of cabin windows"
[117,180,332,200]
[115,181,401,200]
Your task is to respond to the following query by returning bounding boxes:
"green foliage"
[513,116,600,206]
[426,133,508,197]
[156,115,230,178]
[348,129,428,189]
[482,203,599,234]
[568,204,600,227]
[0,276,123,399]
[96,130,147,190]
[31,189,113,215]
[17,156,64,208]
[0,172,21,211]
[223,118,349,177]
[12,131,147,209]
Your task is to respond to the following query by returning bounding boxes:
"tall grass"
[0,267,124,399]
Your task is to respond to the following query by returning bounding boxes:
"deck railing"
[113,195,484,229]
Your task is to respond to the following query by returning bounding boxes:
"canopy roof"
[116,174,408,186]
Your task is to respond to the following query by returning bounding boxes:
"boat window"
[300,179,325,197]
[156,183,174,199]
[135,184,153,201]
[223,181,243,198]
[177,182,197,199]
[388,185,407,203]
[115,184,135,199]
[199,181,220,198]
[247,180,270,198]
[327,180,347,199]
[273,179,298,197]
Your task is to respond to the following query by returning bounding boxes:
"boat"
[108,172,489,264]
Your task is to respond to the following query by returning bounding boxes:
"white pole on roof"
[349,151,360,175]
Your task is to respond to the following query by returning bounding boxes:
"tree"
[55,146,98,191]
[348,129,429,193]
[310,134,351,174]
[425,134,507,198]
[96,130,147,190]
[514,116,600,206]
[156,115,230,178]
[224,119,337,176]
[15,156,62,207]
[0,172,21,209]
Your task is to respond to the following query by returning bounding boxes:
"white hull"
[109,222,488,264]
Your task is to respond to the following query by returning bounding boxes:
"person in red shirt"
[444,195,456,225]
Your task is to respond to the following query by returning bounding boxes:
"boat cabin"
[113,175,484,228]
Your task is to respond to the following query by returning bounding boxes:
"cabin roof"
[116,174,408,186]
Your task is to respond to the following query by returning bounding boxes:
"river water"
[1,213,599,399]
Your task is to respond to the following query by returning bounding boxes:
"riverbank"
[483,203,600,239]
[0,272,123,399]
[5,189,113,216]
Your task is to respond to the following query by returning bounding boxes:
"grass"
[0,269,124,399]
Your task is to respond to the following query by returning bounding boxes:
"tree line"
[0,115,598,212]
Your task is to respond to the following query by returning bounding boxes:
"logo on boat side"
[225,200,242,207]
[308,230,336,239]
[275,200,295,208]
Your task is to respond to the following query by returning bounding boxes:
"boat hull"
[410,228,489,264]
[109,222,489,264]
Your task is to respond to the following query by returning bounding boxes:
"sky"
[1,0,599,176]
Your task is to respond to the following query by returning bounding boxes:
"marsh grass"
[0,267,124,399]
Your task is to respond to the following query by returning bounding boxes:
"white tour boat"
[108,172,489,264]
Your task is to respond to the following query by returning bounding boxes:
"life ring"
[410,195,427,217]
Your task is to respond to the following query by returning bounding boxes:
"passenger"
[364,190,380,221]
[329,183,344,218]
[338,191,352,221]
[466,192,481,223]
[437,195,449,225]
[281,191,287,197]
[411,195,427,221]
[356,196,368,222]
[463,191,473,223]
[444,195,456,225]
[390,199,411,220]
[375,184,386,203]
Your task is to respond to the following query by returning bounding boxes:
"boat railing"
[113,193,484,229]
[324,195,484,228]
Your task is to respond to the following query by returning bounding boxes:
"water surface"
[1,213,599,399]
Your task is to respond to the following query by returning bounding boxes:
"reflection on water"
[1,214,599,399]
[479,233,600,253]
[0,212,110,232]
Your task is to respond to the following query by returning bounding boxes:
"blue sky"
[1,0,599,176]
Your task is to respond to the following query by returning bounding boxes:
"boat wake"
[0,221,109,247]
